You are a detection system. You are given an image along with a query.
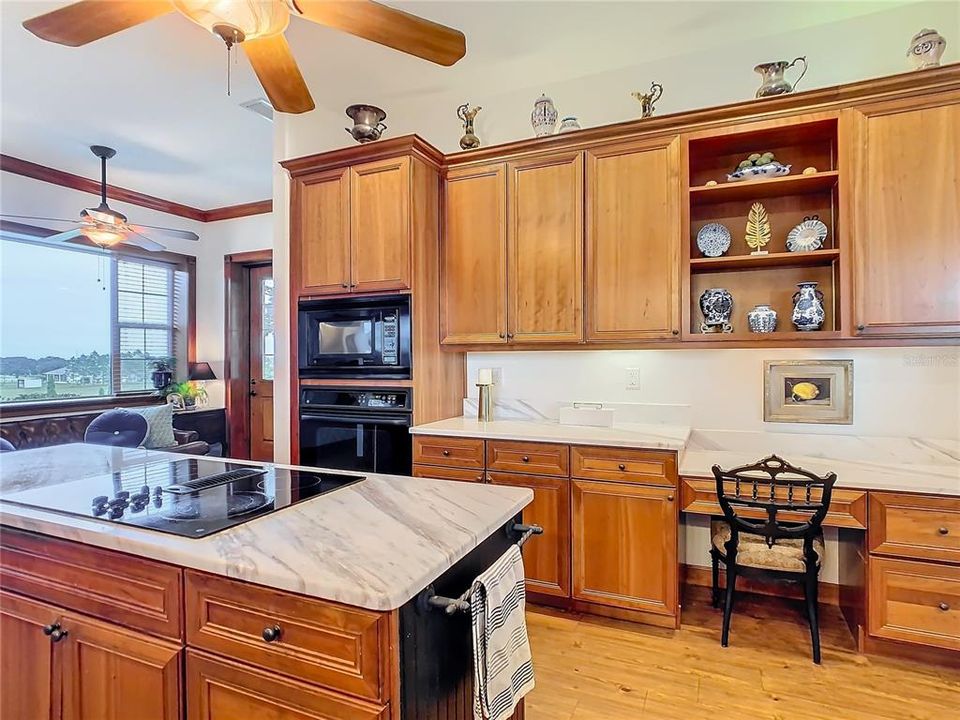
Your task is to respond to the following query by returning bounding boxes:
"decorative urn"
[747,304,778,333]
[699,288,734,333]
[345,104,387,144]
[791,282,826,331]
[907,29,946,69]
[531,94,558,137]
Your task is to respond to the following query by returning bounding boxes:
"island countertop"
[0,444,533,611]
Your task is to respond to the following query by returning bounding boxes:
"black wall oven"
[299,387,412,476]
[298,295,411,379]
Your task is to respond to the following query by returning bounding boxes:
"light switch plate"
[626,367,641,390]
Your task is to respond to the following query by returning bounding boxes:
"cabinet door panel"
[60,612,181,720]
[350,157,411,292]
[0,592,59,720]
[508,152,584,343]
[296,168,351,296]
[850,99,960,336]
[572,481,677,615]
[586,137,680,340]
[488,472,571,598]
[442,163,508,344]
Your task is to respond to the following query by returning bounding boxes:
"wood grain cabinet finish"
[585,137,681,340]
[486,440,570,477]
[869,492,960,564]
[488,472,571,598]
[412,464,485,483]
[412,435,485,469]
[571,445,677,487]
[294,167,351,295]
[868,556,960,651]
[0,528,183,640]
[187,650,389,720]
[507,152,585,343]
[0,591,59,720]
[572,480,678,616]
[848,98,960,337]
[185,570,388,702]
[441,163,508,344]
[350,156,412,293]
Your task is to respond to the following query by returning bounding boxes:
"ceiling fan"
[1,145,201,252]
[22,0,468,114]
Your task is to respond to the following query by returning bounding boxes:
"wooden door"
[507,152,584,343]
[350,156,411,293]
[60,612,181,720]
[249,264,274,461]
[488,472,571,598]
[295,168,351,295]
[586,137,681,340]
[0,592,60,720]
[571,480,677,616]
[848,98,960,336]
[441,163,508,344]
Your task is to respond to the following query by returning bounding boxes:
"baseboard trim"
[682,564,841,606]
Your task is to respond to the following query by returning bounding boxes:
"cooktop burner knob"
[108,507,124,520]
[92,495,108,506]
[153,496,163,509]
[115,491,130,501]
[140,485,150,497]
[153,486,163,497]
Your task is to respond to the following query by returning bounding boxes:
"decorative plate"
[786,215,828,252]
[726,161,792,182]
[696,222,732,258]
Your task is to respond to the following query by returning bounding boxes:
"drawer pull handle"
[618,463,626,471]
[938,602,950,612]
[262,625,282,643]
[521,456,530,463]
[938,527,949,536]
[442,450,451,456]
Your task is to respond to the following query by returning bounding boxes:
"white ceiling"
[0,0,930,208]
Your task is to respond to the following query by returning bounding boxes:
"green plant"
[169,380,201,400]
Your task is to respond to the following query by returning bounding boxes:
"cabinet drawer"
[412,435,485,469]
[487,440,569,476]
[0,528,182,640]
[412,464,485,483]
[869,493,960,563]
[868,557,960,651]
[187,650,389,720]
[185,571,388,702]
[571,446,676,486]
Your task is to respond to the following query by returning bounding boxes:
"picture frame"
[763,360,853,424]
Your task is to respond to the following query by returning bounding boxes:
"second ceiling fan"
[23,0,467,114]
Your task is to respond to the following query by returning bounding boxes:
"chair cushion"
[711,520,823,573]
[127,404,177,449]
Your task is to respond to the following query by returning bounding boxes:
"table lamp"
[187,362,217,408]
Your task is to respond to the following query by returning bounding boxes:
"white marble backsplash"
[462,397,692,426]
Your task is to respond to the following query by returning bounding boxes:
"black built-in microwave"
[298,295,411,378]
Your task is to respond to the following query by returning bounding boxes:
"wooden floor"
[524,588,960,720]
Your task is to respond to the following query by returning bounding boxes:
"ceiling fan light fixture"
[81,227,127,248]
[172,0,290,42]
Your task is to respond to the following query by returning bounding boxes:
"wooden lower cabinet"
[572,480,678,618]
[0,592,59,720]
[488,472,571,597]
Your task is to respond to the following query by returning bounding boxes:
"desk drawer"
[413,436,485,469]
[571,446,676,487]
[185,571,388,701]
[487,440,569,476]
[0,528,182,640]
[868,557,960,651]
[412,464,485,483]
[869,493,960,563]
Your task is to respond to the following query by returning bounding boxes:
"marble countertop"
[0,444,532,611]
[410,416,691,451]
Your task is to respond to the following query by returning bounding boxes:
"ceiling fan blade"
[0,214,80,226]
[129,224,199,241]
[242,34,315,114]
[23,1,174,47]
[126,231,167,252]
[291,0,465,66]
[45,228,86,244]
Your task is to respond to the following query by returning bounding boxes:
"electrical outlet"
[626,367,641,390]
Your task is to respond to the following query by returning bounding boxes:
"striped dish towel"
[471,544,535,720]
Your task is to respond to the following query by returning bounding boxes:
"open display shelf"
[686,118,842,339]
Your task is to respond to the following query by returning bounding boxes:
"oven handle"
[299,411,411,426]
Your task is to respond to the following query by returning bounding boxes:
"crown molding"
[0,154,271,223]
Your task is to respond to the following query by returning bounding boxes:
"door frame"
[224,250,273,459]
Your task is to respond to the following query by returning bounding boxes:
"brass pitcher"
[631,82,663,118]
[754,57,807,98]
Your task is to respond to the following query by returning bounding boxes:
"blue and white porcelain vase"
[791,282,825,331]
[531,94,558,137]
[747,304,777,333]
[699,287,734,333]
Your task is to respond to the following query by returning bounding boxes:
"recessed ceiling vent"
[240,97,274,122]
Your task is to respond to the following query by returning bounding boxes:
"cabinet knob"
[521,456,530,463]
[50,628,69,642]
[938,527,949,536]
[856,324,865,331]
[667,494,675,502]
[938,602,950,612]
[341,283,349,288]
[672,329,679,336]
[506,332,515,339]
[262,625,282,643]
[618,463,626,471]
[498,332,506,339]
[476,475,484,482]
[42,623,59,636]
[442,449,451,456]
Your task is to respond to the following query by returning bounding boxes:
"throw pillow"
[127,403,178,449]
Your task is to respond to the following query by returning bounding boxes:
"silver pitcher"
[632,82,663,118]
[345,104,387,144]
[754,57,807,98]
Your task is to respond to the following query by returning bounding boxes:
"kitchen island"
[0,443,533,720]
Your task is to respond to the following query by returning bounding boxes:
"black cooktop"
[1,458,364,538]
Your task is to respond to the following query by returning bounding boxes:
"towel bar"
[419,522,543,615]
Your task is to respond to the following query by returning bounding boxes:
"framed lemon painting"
[763,360,853,424]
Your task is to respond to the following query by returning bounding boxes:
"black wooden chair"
[710,454,837,663]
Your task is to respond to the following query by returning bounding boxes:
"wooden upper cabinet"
[508,152,585,343]
[848,98,960,336]
[586,137,681,340]
[350,156,412,293]
[296,167,351,295]
[441,163,508,344]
